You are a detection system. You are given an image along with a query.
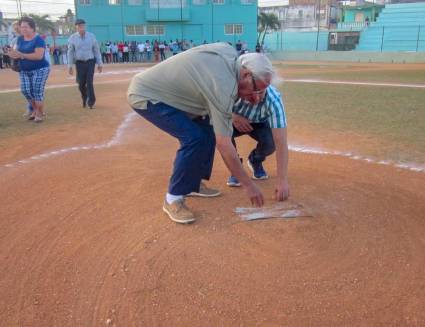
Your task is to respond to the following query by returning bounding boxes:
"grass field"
[1,62,424,166]
[0,85,115,139]
[280,82,425,163]
[276,62,425,84]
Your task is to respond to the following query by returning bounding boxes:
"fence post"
[416,25,421,52]
[380,26,385,52]
[280,24,283,51]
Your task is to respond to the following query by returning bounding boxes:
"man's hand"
[275,180,290,201]
[246,183,265,207]
[233,113,253,133]
[68,67,73,75]
[215,134,264,207]
[97,66,103,73]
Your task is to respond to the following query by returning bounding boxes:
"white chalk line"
[65,68,146,80]
[0,67,146,94]
[1,112,137,170]
[0,78,134,94]
[1,102,423,174]
[289,144,425,173]
[283,78,425,89]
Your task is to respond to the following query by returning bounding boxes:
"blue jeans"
[232,122,275,163]
[134,102,216,196]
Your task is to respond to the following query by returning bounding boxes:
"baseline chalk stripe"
[273,77,425,89]
[66,68,146,79]
[284,79,425,89]
[1,112,137,170]
[289,144,425,173]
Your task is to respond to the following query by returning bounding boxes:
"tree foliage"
[257,12,280,45]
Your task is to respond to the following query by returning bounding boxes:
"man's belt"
[76,58,95,63]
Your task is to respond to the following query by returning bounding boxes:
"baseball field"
[0,61,424,326]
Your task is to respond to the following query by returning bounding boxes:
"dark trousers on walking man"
[76,59,96,108]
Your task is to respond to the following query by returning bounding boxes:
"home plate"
[235,201,313,221]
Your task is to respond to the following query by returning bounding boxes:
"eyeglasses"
[251,75,267,95]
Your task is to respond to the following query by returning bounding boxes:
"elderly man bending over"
[127,43,273,224]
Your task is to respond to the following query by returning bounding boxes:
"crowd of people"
[1,38,259,68]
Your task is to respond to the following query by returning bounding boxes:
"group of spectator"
[1,38,255,69]
[99,39,198,63]
[0,43,67,68]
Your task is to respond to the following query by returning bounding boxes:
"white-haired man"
[127,43,273,224]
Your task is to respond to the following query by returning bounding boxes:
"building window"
[240,0,254,4]
[150,0,187,8]
[224,24,243,35]
[128,0,143,4]
[213,0,224,4]
[126,24,165,35]
[126,25,145,35]
[79,0,91,4]
[192,0,206,4]
[147,24,165,35]
[108,0,121,4]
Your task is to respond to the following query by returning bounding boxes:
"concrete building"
[260,0,339,31]
[74,0,258,48]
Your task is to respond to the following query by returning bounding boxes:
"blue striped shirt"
[233,85,287,129]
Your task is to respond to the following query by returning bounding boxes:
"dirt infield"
[1,63,425,326]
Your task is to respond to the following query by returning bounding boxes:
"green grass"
[0,85,114,139]
[274,61,425,84]
[290,70,425,84]
[280,82,425,163]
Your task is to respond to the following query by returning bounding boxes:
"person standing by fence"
[67,19,103,109]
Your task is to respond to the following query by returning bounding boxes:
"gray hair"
[236,53,274,82]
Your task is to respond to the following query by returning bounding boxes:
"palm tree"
[26,14,56,34]
[257,12,280,46]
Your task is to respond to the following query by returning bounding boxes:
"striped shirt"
[233,85,287,129]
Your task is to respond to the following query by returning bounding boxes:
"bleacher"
[356,2,425,51]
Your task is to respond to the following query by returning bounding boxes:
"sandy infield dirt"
[0,63,424,326]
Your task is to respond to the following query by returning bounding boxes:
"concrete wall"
[268,50,425,63]
[76,0,258,49]
[264,31,329,51]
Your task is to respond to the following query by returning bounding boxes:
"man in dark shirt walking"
[67,19,103,109]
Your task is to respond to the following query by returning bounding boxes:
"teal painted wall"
[344,8,375,23]
[264,31,329,51]
[75,0,257,49]
[268,50,425,63]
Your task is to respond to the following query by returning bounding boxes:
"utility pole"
[315,0,321,51]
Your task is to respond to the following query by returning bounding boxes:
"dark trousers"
[134,102,216,196]
[76,59,96,107]
[232,122,275,163]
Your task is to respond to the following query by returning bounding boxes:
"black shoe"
[82,100,87,108]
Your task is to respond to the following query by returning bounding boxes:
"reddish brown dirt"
[1,64,425,326]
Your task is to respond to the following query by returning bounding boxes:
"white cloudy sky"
[0,0,74,19]
[0,0,283,19]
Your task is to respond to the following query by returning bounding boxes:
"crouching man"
[227,85,290,202]
[127,43,274,224]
